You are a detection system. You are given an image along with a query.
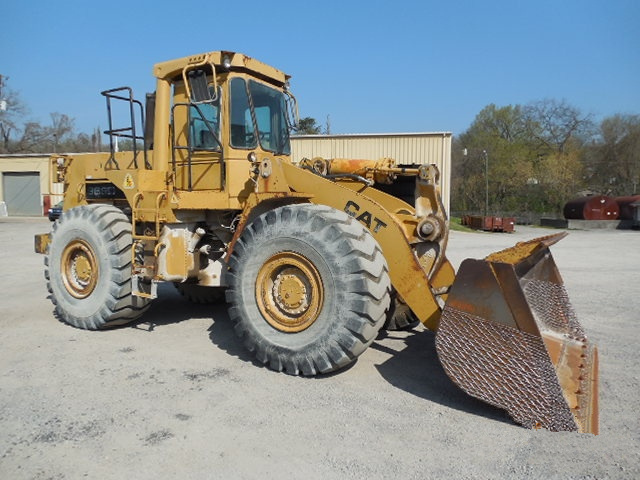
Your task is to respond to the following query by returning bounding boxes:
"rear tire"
[45,204,151,329]
[226,204,391,376]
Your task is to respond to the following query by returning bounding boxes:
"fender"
[279,160,443,330]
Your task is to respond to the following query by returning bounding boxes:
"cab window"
[230,78,257,149]
[249,80,291,155]
[189,86,221,151]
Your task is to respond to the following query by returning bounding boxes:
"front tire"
[45,204,150,329]
[226,204,391,376]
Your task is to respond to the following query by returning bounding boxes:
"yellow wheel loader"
[34,51,598,434]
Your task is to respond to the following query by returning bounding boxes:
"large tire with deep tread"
[226,204,391,376]
[45,204,151,329]
[174,283,226,304]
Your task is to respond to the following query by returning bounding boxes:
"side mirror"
[187,69,213,103]
[182,61,218,104]
[284,90,300,130]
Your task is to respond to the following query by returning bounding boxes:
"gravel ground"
[0,218,638,479]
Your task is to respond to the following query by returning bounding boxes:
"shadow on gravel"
[120,283,264,368]
[206,318,359,377]
[117,283,263,368]
[48,283,228,332]
[206,315,265,369]
[129,283,226,331]
[130,284,511,426]
[372,328,514,427]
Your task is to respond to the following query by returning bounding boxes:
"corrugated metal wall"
[1,133,453,214]
[290,132,452,211]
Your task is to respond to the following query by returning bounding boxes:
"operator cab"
[170,52,298,192]
[102,51,298,193]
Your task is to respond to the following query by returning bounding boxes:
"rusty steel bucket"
[436,233,599,434]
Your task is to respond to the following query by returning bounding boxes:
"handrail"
[101,86,151,169]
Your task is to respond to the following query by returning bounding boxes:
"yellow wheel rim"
[61,239,99,299]
[256,252,324,333]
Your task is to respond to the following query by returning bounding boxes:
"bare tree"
[586,114,640,194]
[49,113,75,152]
[14,122,49,153]
[0,84,29,153]
[523,99,594,154]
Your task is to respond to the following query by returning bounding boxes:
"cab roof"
[153,51,290,87]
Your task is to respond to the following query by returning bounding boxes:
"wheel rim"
[61,239,99,299]
[256,252,324,333]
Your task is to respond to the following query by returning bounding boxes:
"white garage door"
[3,172,42,216]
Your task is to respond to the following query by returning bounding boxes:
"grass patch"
[449,216,475,232]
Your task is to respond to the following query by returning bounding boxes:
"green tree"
[453,104,534,214]
[452,100,591,217]
[295,117,322,135]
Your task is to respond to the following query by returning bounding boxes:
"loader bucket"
[435,233,598,434]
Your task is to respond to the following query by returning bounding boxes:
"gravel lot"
[1,218,638,479]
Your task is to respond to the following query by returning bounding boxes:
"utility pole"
[483,150,489,217]
[463,148,490,216]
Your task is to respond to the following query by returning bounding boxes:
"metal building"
[0,154,52,216]
[0,132,452,216]
[290,132,452,211]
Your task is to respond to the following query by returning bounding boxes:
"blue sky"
[2,0,638,137]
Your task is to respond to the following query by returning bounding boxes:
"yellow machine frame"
[49,51,455,330]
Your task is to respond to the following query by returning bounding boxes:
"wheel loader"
[34,51,598,434]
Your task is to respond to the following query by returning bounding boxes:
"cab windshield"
[230,78,291,155]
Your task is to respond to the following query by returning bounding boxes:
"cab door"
[172,82,223,191]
